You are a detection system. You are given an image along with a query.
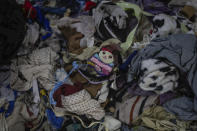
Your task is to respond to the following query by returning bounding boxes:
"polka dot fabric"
[61,89,105,120]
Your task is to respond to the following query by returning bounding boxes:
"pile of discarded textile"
[1,0,197,130]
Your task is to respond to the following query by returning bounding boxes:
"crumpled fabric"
[121,124,154,131]
[132,106,193,131]
[6,94,46,131]
[55,68,73,84]
[115,95,158,124]
[63,38,120,63]
[0,86,15,102]
[168,0,197,11]
[127,83,155,96]
[46,108,64,129]
[164,96,197,120]
[151,14,195,40]
[57,15,95,48]
[38,34,61,53]
[60,89,105,120]
[116,1,153,52]
[0,114,8,131]
[23,0,37,19]
[17,22,40,56]
[142,0,173,15]
[55,0,85,15]
[6,101,29,131]
[139,59,179,94]
[93,1,136,42]
[151,14,181,39]
[23,23,39,46]
[0,66,10,88]
[135,15,153,42]
[127,34,197,120]
[53,84,83,107]
[59,26,85,55]
[10,47,58,91]
[98,116,121,131]
[159,91,176,105]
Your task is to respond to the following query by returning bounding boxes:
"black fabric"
[94,2,138,42]
[0,0,26,65]
[138,96,148,115]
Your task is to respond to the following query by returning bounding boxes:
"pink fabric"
[90,57,112,73]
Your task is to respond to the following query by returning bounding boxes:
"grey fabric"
[127,34,197,120]
[163,97,197,120]
[0,66,10,88]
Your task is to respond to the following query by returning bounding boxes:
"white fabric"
[55,68,73,85]
[61,89,105,120]
[151,14,180,39]
[139,59,179,94]
[23,23,39,46]
[0,114,8,131]
[97,82,109,103]
[56,16,96,48]
[10,47,58,91]
[98,116,121,131]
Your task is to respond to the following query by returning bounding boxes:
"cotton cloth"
[59,89,105,120]
[139,59,179,94]
[10,47,58,91]
[132,106,193,131]
[115,95,158,124]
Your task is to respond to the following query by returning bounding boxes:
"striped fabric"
[115,95,158,125]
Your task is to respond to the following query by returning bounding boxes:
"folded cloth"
[60,89,105,120]
[139,59,179,94]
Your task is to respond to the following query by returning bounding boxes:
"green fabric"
[116,2,153,52]
[132,106,192,131]
[180,23,189,33]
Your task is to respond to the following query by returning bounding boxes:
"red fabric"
[84,1,97,11]
[101,47,113,53]
[149,29,153,34]
[129,96,141,123]
[23,0,37,19]
[53,83,83,107]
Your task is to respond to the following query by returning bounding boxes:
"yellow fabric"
[132,106,192,131]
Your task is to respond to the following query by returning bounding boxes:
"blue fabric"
[119,50,138,71]
[49,61,81,105]
[41,7,67,16]
[35,6,52,40]
[164,96,197,120]
[0,85,17,117]
[56,0,81,15]
[49,81,64,105]
[46,108,64,129]
[5,101,15,117]
[75,0,86,9]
